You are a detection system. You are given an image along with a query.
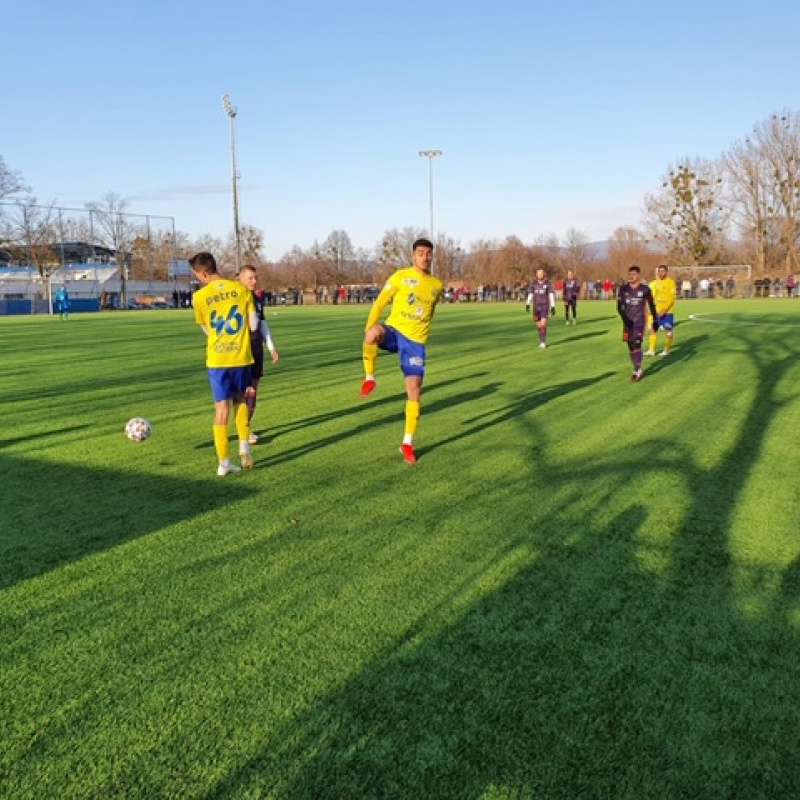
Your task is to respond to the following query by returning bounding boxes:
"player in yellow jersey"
[190,252,259,476]
[645,264,677,356]
[360,238,443,464]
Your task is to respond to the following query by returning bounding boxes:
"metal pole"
[418,150,442,242]
[222,94,242,273]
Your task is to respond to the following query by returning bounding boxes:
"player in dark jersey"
[525,268,556,348]
[617,265,658,382]
[563,269,580,325]
[237,265,280,442]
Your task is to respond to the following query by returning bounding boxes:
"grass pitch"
[2,299,800,798]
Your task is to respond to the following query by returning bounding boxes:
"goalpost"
[664,265,753,299]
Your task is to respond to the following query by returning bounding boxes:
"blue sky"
[4,0,799,259]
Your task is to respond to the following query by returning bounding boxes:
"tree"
[322,229,355,283]
[608,226,658,275]
[3,200,59,308]
[492,236,535,285]
[725,111,800,274]
[375,227,426,277]
[241,224,266,267]
[531,234,563,274]
[0,156,28,202]
[645,158,727,266]
[86,193,140,306]
[563,227,595,275]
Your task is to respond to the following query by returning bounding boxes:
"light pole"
[418,149,442,247]
[222,93,242,273]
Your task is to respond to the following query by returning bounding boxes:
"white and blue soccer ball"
[125,417,152,442]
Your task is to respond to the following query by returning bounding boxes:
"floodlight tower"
[222,93,242,272]
[418,149,443,246]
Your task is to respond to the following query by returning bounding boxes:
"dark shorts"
[624,323,646,348]
[534,305,550,322]
[208,366,252,402]
[250,340,264,381]
[380,325,426,378]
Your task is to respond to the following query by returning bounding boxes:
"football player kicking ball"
[359,238,443,464]
[525,268,556,348]
[644,264,677,356]
[617,265,658,382]
[190,252,259,476]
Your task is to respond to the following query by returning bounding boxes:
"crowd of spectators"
[295,274,800,306]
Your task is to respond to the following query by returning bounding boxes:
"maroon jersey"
[529,279,554,309]
[564,278,580,301]
[617,283,656,328]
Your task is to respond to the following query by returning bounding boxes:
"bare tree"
[86,193,140,306]
[0,156,28,201]
[729,111,800,274]
[531,234,563,275]
[563,227,595,275]
[645,158,728,266]
[322,229,355,283]
[492,236,535,285]
[241,224,266,268]
[608,226,658,275]
[375,227,426,276]
[4,200,59,307]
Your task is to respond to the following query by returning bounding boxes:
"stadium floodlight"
[222,93,242,273]
[418,150,443,244]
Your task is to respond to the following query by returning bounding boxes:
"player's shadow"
[546,329,609,346]
[238,373,496,464]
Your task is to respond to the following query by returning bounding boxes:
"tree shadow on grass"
[201,326,800,798]
[643,333,707,377]
[421,373,614,456]
[0,425,92,450]
[0,454,256,590]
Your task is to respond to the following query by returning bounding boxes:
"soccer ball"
[125,417,152,442]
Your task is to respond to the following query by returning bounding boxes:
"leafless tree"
[86,193,141,306]
[645,158,728,266]
[375,227,426,276]
[0,156,28,202]
[608,226,658,276]
[3,200,59,306]
[563,227,596,276]
[725,111,800,274]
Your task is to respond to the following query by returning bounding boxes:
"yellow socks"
[213,424,229,462]
[648,332,657,353]
[363,342,377,377]
[404,400,420,439]
[234,402,250,443]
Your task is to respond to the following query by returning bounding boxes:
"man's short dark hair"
[189,252,218,273]
[629,265,641,274]
[658,264,668,271]
[412,238,434,251]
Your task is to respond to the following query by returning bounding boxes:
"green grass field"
[2,299,800,798]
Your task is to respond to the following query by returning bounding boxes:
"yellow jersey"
[193,278,255,368]
[367,267,443,344]
[649,277,677,314]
